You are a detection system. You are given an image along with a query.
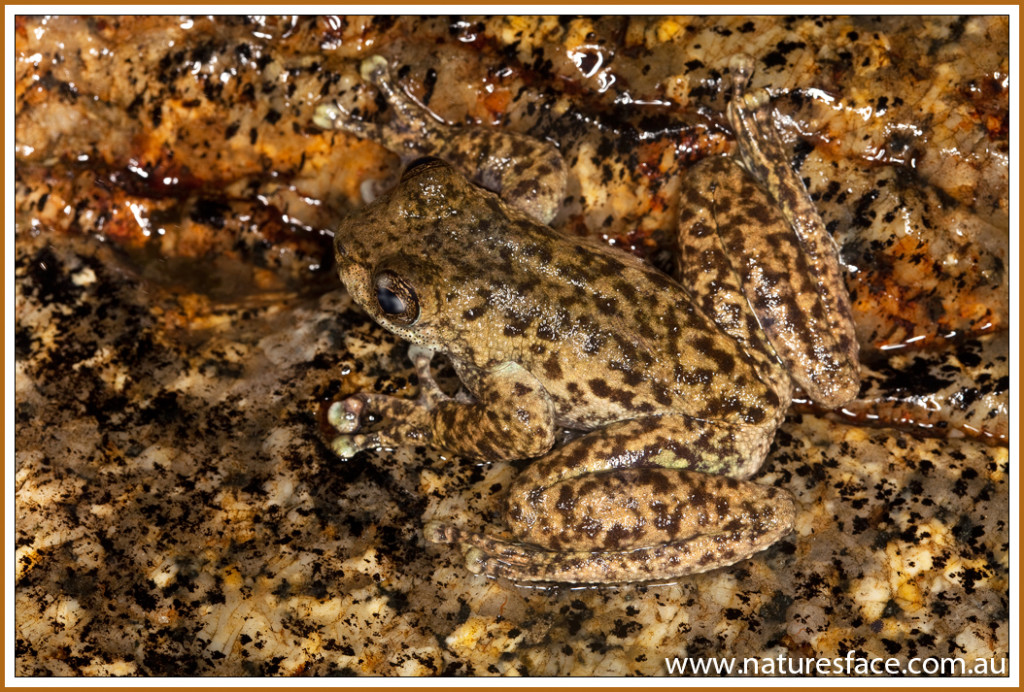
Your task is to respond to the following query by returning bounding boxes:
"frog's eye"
[373,270,420,325]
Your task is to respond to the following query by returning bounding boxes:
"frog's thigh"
[677,157,764,349]
[505,414,784,547]
[514,413,775,488]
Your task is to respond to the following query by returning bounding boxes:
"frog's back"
[444,213,783,431]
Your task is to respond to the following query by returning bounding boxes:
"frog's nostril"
[401,156,446,181]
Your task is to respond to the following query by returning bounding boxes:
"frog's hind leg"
[427,415,795,584]
[677,57,860,408]
[324,55,567,224]
[725,55,860,405]
[427,473,794,584]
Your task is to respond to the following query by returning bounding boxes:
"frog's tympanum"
[315,55,861,584]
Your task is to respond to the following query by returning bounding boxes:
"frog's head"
[333,157,500,348]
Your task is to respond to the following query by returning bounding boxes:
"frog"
[314,54,861,584]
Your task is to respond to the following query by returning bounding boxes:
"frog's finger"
[312,101,342,130]
[315,100,382,141]
[327,397,365,434]
[313,100,366,136]
[405,345,454,409]
[359,54,389,83]
[329,432,380,459]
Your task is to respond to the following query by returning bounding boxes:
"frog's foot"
[323,394,390,458]
[321,347,453,459]
[355,55,445,142]
[726,54,817,231]
[352,56,568,225]
[312,100,396,204]
[425,493,796,585]
[311,56,402,140]
[359,54,389,86]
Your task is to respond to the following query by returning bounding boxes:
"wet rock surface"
[15,15,1008,676]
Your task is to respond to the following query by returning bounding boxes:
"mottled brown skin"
[315,55,567,225]
[321,55,860,584]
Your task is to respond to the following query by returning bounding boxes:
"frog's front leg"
[325,345,440,458]
[327,347,558,462]
[428,415,795,584]
[314,55,567,224]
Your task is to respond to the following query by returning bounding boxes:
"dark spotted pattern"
[430,476,795,583]
[329,54,861,583]
[723,58,860,405]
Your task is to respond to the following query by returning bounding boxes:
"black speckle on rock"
[190,198,231,230]
[130,580,159,610]
[881,598,903,619]
[139,391,183,426]
[881,637,902,655]
[23,246,82,305]
[957,566,985,594]
[610,618,642,638]
[15,325,37,359]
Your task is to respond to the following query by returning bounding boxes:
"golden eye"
[373,270,420,325]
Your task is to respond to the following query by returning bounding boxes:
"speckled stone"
[15,228,1008,675]
[15,15,1008,677]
